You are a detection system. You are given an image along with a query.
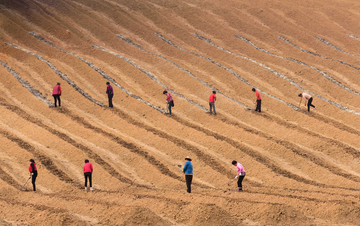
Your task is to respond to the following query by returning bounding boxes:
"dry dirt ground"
[1,0,360,225]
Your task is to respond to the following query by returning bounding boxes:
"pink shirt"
[83,163,93,173]
[236,163,245,175]
[166,93,173,103]
[209,94,216,102]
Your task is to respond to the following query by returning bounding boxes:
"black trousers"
[307,97,315,112]
[237,173,245,190]
[32,171,38,191]
[84,172,92,187]
[185,174,193,193]
[108,94,113,108]
[53,94,61,107]
[256,100,261,112]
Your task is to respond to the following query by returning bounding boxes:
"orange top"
[255,90,261,100]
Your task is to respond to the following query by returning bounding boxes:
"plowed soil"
[1,0,360,225]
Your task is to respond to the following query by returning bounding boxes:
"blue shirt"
[183,161,193,175]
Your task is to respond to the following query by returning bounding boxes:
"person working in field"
[298,92,316,112]
[183,156,193,193]
[252,88,261,112]
[106,82,114,108]
[232,160,245,192]
[29,159,38,192]
[84,159,94,191]
[163,90,174,116]
[209,91,217,115]
[52,82,61,107]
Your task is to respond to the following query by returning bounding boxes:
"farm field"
[1,0,360,225]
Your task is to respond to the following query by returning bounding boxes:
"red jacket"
[52,85,61,95]
[83,162,93,173]
[209,94,216,103]
[29,163,37,173]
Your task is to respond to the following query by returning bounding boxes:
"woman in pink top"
[52,82,61,107]
[83,159,93,191]
[232,160,245,192]
[298,92,316,112]
[163,90,173,115]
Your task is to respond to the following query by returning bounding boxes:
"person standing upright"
[209,91,217,115]
[52,82,61,107]
[106,82,114,108]
[183,156,193,193]
[83,159,93,191]
[232,160,245,192]
[298,92,316,112]
[28,159,38,192]
[252,88,261,112]
[163,90,173,116]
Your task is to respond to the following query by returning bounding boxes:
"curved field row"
[1,0,360,224]
[2,49,359,192]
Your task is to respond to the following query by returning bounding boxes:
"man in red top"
[83,159,94,191]
[209,91,217,115]
[28,159,38,191]
[52,82,62,107]
[252,88,261,112]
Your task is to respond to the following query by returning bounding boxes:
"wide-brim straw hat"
[185,156,192,161]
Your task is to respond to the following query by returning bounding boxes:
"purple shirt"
[106,85,113,95]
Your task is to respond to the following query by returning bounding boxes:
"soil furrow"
[0,57,183,185]
[0,98,133,185]
[116,34,360,181]
[0,129,77,186]
[61,108,184,183]
[5,42,105,107]
[256,113,360,158]
[235,35,360,115]
[155,32,300,111]
[315,36,359,59]
[116,33,251,109]
[4,40,353,188]
[28,32,166,113]
[9,35,343,186]
[216,115,360,182]
[0,61,218,186]
[92,44,209,112]
[280,36,360,72]
[0,166,22,189]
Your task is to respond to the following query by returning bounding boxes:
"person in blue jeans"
[163,90,173,115]
[183,156,193,193]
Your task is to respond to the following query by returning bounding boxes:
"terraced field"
[1,0,360,224]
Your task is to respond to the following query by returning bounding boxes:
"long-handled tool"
[227,176,237,186]
[20,176,31,191]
